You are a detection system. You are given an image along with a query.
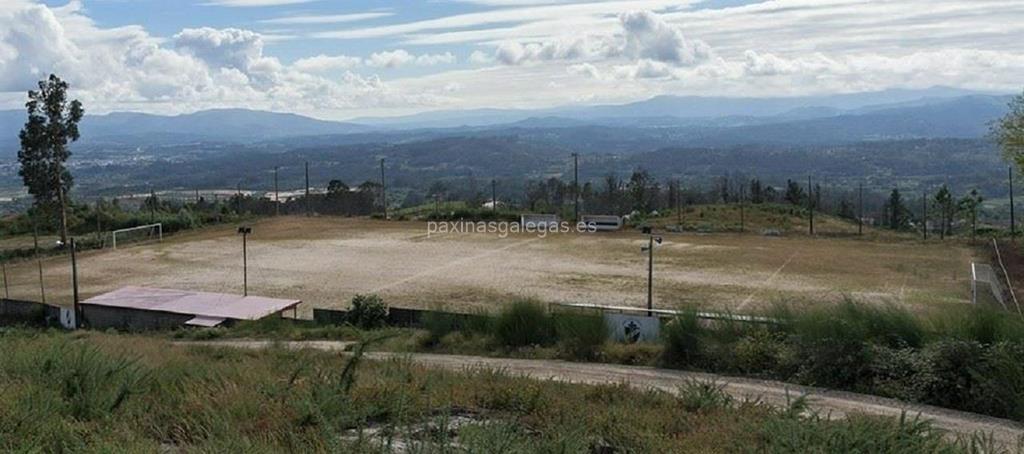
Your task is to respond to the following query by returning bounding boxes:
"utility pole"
[70,237,79,329]
[236,181,242,214]
[922,190,928,240]
[807,176,814,235]
[676,180,682,226]
[149,188,156,223]
[95,200,102,244]
[274,166,280,216]
[572,153,579,223]
[380,158,388,220]
[858,182,864,236]
[491,179,497,211]
[305,161,310,217]
[739,184,745,233]
[1011,167,1016,238]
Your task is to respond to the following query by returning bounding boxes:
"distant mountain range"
[0,86,1014,156]
[0,108,371,151]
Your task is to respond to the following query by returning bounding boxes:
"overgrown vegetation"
[170,297,1024,423]
[347,294,388,329]
[658,300,1024,421]
[0,329,1007,452]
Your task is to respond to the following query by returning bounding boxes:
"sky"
[0,0,1022,120]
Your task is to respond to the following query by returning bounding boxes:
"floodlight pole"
[572,153,579,223]
[238,227,251,296]
[491,178,497,211]
[641,228,661,317]
[33,221,45,305]
[380,158,388,220]
[274,166,280,216]
[305,161,311,217]
[647,235,654,316]
[70,237,79,329]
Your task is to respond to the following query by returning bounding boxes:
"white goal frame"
[112,223,162,249]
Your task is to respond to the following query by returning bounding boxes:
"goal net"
[112,223,163,249]
[971,262,1008,310]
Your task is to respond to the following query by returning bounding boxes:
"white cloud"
[366,49,456,68]
[260,12,393,25]
[173,28,265,71]
[3,0,1024,119]
[0,2,450,116]
[469,50,494,64]
[292,54,363,72]
[203,0,316,7]
[479,10,709,69]
[618,11,710,66]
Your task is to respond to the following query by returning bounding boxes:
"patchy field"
[2,216,975,314]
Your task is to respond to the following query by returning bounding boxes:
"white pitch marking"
[370,237,540,293]
[736,251,798,312]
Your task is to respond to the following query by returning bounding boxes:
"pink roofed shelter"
[80,286,301,329]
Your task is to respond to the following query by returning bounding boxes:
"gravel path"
[179,340,1024,446]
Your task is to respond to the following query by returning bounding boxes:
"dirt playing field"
[2,216,976,315]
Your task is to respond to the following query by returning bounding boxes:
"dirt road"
[179,340,1023,446]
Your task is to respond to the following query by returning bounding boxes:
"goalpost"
[112,223,162,249]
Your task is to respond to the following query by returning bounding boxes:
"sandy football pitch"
[2,216,975,315]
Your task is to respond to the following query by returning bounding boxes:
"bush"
[347,294,387,329]
[553,313,608,360]
[493,299,553,348]
[421,311,463,347]
[677,379,733,413]
[660,312,703,367]
[930,306,1024,345]
[730,328,787,375]
[923,340,1024,419]
[867,345,937,403]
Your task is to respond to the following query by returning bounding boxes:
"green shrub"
[661,311,704,367]
[930,306,1024,345]
[730,329,787,375]
[922,340,1024,419]
[553,313,608,360]
[27,340,150,420]
[421,311,463,347]
[677,379,733,413]
[867,345,937,403]
[348,294,387,329]
[777,300,924,389]
[493,299,553,348]
[753,412,952,453]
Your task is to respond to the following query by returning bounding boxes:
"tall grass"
[0,329,999,452]
[661,311,704,366]
[492,299,554,348]
[552,313,608,360]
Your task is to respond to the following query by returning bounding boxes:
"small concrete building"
[81,286,301,331]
